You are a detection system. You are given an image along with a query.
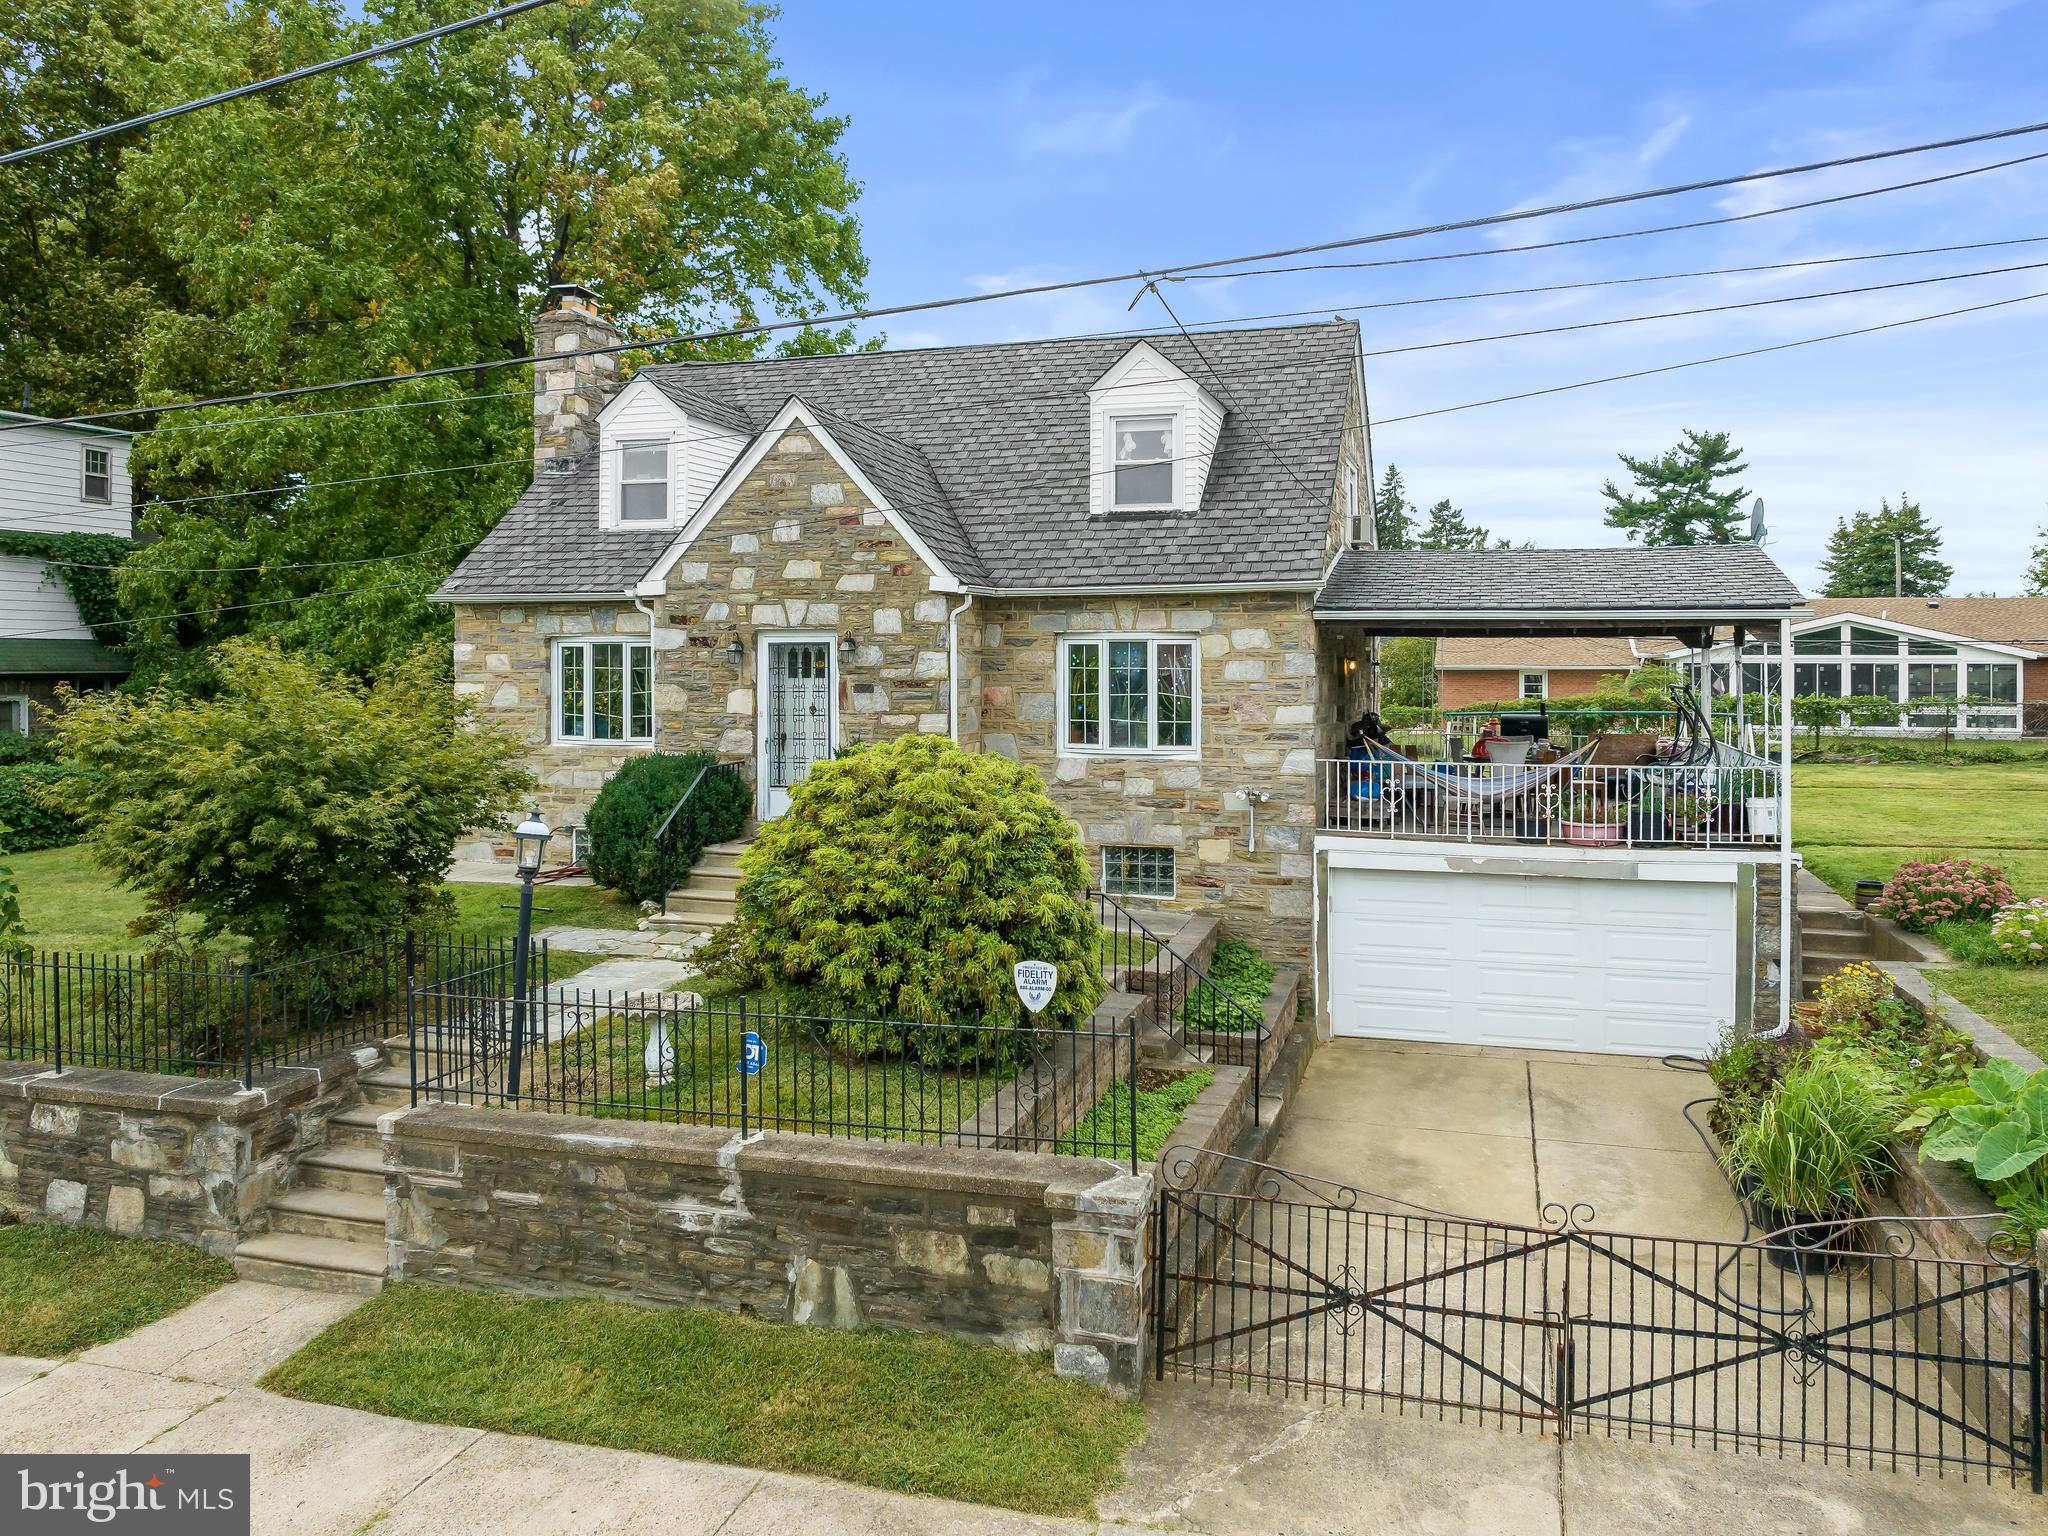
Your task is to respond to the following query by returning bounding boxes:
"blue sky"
[770,0,2048,595]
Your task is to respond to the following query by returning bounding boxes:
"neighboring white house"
[1671,597,2047,738]
[0,411,135,734]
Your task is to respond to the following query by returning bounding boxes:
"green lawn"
[7,843,643,955]
[1927,967,2048,1062]
[0,1223,232,1356]
[1795,760,2048,899]
[262,1283,1143,1516]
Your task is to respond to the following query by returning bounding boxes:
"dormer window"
[618,439,670,522]
[1110,415,1174,509]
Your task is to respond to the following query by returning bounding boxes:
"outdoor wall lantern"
[725,636,745,666]
[837,634,855,657]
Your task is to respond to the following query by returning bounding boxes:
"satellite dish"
[1748,498,1767,544]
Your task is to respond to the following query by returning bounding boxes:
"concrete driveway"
[1267,1036,1743,1237]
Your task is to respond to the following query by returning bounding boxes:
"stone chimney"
[533,283,623,468]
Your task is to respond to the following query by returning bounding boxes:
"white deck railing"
[1318,757,1784,849]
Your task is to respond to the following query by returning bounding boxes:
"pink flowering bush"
[1992,898,2048,966]
[1870,859,2017,933]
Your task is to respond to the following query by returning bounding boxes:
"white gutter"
[947,592,974,743]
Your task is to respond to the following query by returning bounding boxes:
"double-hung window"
[1519,671,1546,701]
[556,639,654,743]
[81,446,111,504]
[1109,416,1174,509]
[617,439,670,522]
[1062,636,1196,754]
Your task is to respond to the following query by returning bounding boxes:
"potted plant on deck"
[1721,1056,1901,1271]
[1553,784,1626,847]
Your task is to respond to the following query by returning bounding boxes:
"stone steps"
[648,839,754,931]
[233,1232,383,1295]
[1796,886,1878,999]
[265,1185,384,1245]
[293,1143,384,1200]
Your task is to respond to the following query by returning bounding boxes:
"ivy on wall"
[0,531,135,648]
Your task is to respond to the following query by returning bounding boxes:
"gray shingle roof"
[439,320,1359,598]
[1316,545,1806,618]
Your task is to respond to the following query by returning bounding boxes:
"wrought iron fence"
[1089,890,1267,1110]
[1154,1153,2045,1490]
[407,978,1144,1171]
[0,933,535,1088]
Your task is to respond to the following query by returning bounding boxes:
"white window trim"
[1101,845,1177,900]
[81,446,112,504]
[614,436,676,526]
[1519,670,1548,700]
[1107,412,1179,512]
[0,695,29,735]
[1057,634,1201,759]
[1344,461,1363,547]
[551,637,657,747]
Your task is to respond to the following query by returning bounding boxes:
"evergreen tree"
[1373,464,1413,549]
[1415,498,1495,550]
[1818,497,1953,597]
[2026,526,2048,597]
[1600,429,1749,545]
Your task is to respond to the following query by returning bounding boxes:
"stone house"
[437,289,1807,1051]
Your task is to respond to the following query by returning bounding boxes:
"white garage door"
[1328,866,1736,1057]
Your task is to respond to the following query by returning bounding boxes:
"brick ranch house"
[1432,633,1676,708]
[436,288,1807,1055]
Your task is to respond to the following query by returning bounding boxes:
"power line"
[1361,255,2048,357]
[1367,287,2048,426]
[42,544,472,575]
[1172,148,2048,284]
[15,113,2048,433]
[135,388,530,437]
[1139,282,1317,498]
[0,0,560,167]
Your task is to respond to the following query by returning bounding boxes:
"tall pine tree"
[1600,429,1749,545]
[1415,499,1495,550]
[1373,464,1413,549]
[1818,497,1952,596]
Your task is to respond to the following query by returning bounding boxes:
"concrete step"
[296,1144,384,1199]
[702,838,755,855]
[1798,907,1870,935]
[357,1065,413,1094]
[267,1186,383,1244]
[357,1084,410,1111]
[668,886,736,911]
[681,870,741,895]
[650,900,732,927]
[233,1232,383,1295]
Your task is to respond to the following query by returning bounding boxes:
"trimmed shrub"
[0,731,56,766]
[1992,898,2048,966]
[697,735,1105,1055]
[584,752,750,904]
[1871,858,2016,932]
[0,763,79,851]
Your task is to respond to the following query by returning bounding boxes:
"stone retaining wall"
[0,1053,365,1256]
[384,1106,1155,1394]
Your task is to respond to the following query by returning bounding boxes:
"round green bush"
[697,734,1105,1050]
[584,752,751,904]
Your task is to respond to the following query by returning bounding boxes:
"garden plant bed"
[260,1282,1145,1516]
[1058,1065,1216,1164]
[0,1222,232,1355]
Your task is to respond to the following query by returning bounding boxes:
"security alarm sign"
[1012,960,1058,1015]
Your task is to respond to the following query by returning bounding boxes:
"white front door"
[1326,865,1736,1057]
[757,634,836,818]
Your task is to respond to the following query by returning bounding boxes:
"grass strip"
[261,1283,1144,1516]
[0,1223,232,1356]
[1060,1067,1215,1163]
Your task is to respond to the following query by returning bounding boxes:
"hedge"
[0,763,80,851]
[584,751,751,904]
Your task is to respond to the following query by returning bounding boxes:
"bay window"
[1062,636,1197,754]
[556,639,654,743]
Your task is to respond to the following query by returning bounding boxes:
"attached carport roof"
[1314,545,1808,641]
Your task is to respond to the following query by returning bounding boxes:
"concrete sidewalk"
[0,1281,1131,1536]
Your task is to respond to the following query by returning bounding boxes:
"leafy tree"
[79,0,870,676]
[2026,526,2048,597]
[697,735,1105,1035]
[1373,464,1413,549]
[1600,429,1749,545]
[1818,496,1952,596]
[0,819,30,962]
[1378,636,1434,709]
[0,0,183,418]
[40,638,532,954]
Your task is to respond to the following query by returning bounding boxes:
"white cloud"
[1008,81,1172,157]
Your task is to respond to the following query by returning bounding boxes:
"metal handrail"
[654,762,745,914]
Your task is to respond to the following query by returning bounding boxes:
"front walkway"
[0,1282,1111,1536]
[1268,1036,1741,1236]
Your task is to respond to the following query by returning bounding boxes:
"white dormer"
[595,375,749,531]
[1086,341,1224,517]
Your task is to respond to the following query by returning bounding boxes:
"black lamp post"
[506,803,551,1098]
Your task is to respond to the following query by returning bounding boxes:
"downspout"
[946,591,974,744]
[631,593,663,701]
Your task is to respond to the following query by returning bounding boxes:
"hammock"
[1345,740,1598,803]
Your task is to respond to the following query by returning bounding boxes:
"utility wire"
[1368,287,2048,425]
[15,114,2048,433]
[135,388,531,436]
[1139,282,1317,498]
[0,0,560,166]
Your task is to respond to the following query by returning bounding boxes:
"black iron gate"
[1154,1156,2045,1489]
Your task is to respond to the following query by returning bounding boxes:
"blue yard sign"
[738,1030,765,1076]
